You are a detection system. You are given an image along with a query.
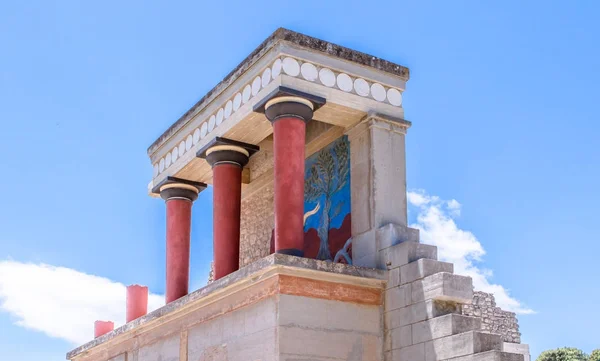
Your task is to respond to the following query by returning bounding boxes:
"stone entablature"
[146,28,409,192]
[462,291,521,344]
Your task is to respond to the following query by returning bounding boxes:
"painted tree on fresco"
[304,137,350,260]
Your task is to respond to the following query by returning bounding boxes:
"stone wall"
[239,182,274,267]
[462,291,521,343]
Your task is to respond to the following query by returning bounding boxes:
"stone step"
[424,331,503,361]
[385,299,462,329]
[441,350,525,361]
[378,241,438,270]
[412,272,473,304]
[401,258,454,285]
[377,223,421,250]
[412,314,482,344]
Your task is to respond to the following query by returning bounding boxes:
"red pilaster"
[94,320,114,338]
[165,197,192,303]
[212,163,242,279]
[272,117,307,255]
[126,284,148,322]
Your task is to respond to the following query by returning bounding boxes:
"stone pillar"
[265,96,315,257]
[346,113,418,268]
[200,138,258,280]
[94,320,114,338]
[126,284,148,322]
[158,178,206,303]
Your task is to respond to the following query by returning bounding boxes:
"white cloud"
[407,189,534,315]
[0,261,164,345]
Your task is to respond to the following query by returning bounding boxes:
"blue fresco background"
[304,136,351,232]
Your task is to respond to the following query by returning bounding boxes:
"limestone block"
[108,354,126,361]
[412,272,473,304]
[388,267,401,289]
[503,343,530,361]
[244,296,277,335]
[188,317,224,356]
[353,251,378,268]
[377,223,420,251]
[225,327,277,361]
[278,294,380,334]
[385,299,461,329]
[439,350,524,361]
[424,331,503,361]
[279,325,380,361]
[390,325,413,350]
[401,259,454,285]
[412,314,482,344]
[385,284,412,311]
[353,229,377,262]
[137,334,180,361]
[378,242,437,270]
[396,342,425,361]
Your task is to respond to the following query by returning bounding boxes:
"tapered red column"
[94,320,114,338]
[199,138,258,280]
[158,179,205,303]
[265,96,315,256]
[126,284,148,322]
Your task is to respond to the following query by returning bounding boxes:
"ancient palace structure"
[67,29,530,361]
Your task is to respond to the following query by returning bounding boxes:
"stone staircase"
[377,224,529,361]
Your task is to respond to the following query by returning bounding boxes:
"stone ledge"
[424,331,503,361]
[440,350,524,361]
[412,272,473,304]
[66,254,386,360]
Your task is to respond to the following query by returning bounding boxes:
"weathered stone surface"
[424,331,503,361]
[462,291,521,343]
[278,294,381,334]
[412,314,481,344]
[279,326,380,361]
[108,354,126,361]
[397,342,425,361]
[400,259,454,285]
[391,325,413,350]
[377,223,420,251]
[385,284,412,311]
[388,267,401,289]
[411,272,473,304]
[440,350,524,361]
[137,334,180,361]
[378,242,437,270]
[503,342,530,361]
[385,299,462,329]
[239,182,273,267]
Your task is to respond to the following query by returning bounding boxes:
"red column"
[165,197,192,303]
[94,320,114,338]
[264,96,315,257]
[273,117,306,255]
[200,139,255,280]
[212,163,242,279]
[159,181,203,303]
[126,284,148,322]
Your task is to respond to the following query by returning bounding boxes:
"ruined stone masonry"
[463,291,521,344]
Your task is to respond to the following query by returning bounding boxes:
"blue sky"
[1,1,598,360]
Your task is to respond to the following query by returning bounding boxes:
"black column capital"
[253,86,325,123]
[151,176,207,201]
[197,137,259,168]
